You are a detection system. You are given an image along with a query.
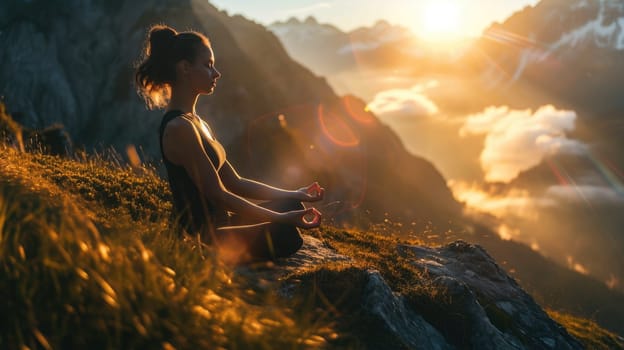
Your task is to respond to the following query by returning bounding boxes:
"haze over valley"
[267,0,624,294]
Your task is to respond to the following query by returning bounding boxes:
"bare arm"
[162,118,320,227]
[219,160,325,202]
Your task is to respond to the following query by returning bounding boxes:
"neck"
[168,86,199,115]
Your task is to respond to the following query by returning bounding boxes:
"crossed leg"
[213,199,305,264]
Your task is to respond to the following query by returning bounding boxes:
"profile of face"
[179,45,222,95]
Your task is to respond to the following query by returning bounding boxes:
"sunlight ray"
[586,152,624,197]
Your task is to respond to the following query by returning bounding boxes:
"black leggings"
[214,199,304,263]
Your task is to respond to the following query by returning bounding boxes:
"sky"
[210,0,540,39]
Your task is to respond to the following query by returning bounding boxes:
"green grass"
[1,142,622,349]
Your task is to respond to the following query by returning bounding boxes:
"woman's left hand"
[295,182,325,202]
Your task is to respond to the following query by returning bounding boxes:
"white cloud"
[366,81,439,119]
[460,105,587,183]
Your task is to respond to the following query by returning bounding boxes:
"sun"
[421,1,461,41]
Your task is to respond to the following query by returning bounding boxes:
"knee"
[275,229,304,258]
[289,199,305,211]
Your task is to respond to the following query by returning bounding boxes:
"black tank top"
[159,110,229,239]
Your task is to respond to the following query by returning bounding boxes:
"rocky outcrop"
[242,236,582,349]
[0,102,72,156]
[401,241,582,349]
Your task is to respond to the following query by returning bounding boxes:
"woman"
[135,25,323,264]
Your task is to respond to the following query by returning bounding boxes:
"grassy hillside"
[1,144,622,349]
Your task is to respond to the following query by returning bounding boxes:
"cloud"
[450,180,624,222]
[449,178,624,248]
[448,180,553,221]
[460,105,587,183]
[366,81,439,119]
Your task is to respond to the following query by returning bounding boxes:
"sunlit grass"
[0,141,620,349]
[0,144,330,349]
[547,309,624,350]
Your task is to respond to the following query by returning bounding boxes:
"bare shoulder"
[161,115,201,166]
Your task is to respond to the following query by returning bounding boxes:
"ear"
[175,60,191,76]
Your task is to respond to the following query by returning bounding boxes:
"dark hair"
[135,24,211,109]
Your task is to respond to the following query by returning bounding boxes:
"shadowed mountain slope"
[0,0,461,228]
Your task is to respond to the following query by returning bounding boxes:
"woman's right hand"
[279,207,322,229]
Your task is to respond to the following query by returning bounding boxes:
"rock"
[399,240,583,349]
[238,236,451,349]
[0,102,72,156]
[236,236,582,349]
[279,234,351,273]
[234,234,351,295]
[362,270,452,350]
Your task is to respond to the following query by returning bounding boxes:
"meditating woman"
[135,25,323,264]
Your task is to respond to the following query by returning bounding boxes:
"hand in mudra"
[281,207,322,229]
[296,182,325,202]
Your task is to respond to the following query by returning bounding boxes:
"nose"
[214,68,221,80]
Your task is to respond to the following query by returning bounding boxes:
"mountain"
[269,17,429,76]
[0,0,461,227]
[269,17,357,74]
[469,0,624,187]
[470,0,624,117]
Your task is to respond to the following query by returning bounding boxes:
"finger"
[301,208,321,227]
[309,208,322,225]
[317,187,325,200]
[308,184,324,201]
[307,182,321,195]
[312,207,322,217]
[301,208,316,225]
[301,216,320,228]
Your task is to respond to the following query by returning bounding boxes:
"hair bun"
[148,25,177,58]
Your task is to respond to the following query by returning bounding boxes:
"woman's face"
[187,45,221,95]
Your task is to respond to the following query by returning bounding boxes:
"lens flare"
[473,47,512,85]
[546,158,592,207]
[317,104,359,148]
[546,158,570,186]
[586,152,624,197]
[343,96,375,125]
[483,27,543,50]
[481,27,561,83]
